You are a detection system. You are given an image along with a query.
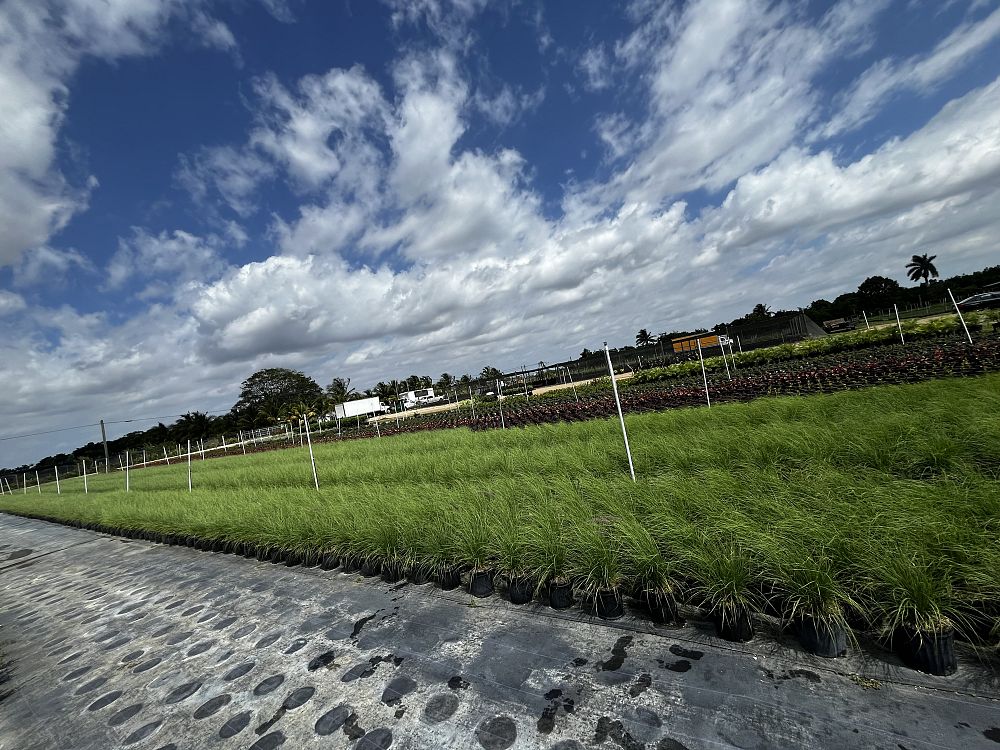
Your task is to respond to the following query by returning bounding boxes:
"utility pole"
[100,419,110,473]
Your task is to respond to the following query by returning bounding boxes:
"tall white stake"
[187,439,192,492]
[35,470,40,494]
[862,311,871,330]
[23,472,26,494]
[55,465,61,494]
[947,288,974,344]
[125,451,130,492]
[496,379,506,429]
[894,304,905,344]
[563,366,579,402]
[605,342,636,482]
[222,435,228,454]
[737,335,743,353]
[303,416,320,490]
[83,459,88,494]
[375,420,381,438]
[164,446,170,465]
[697,340,712,408]
[720,339,732,380]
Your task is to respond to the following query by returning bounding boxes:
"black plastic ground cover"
[2,512,1000,750]
[3,509,995,677]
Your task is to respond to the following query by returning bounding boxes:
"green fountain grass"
[3,374,999,640]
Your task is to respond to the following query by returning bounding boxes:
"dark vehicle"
[957,291,1000,312]
[823,317,856,333]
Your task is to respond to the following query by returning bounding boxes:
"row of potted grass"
[3,376,997,676]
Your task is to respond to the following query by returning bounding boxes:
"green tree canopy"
[325,377,357,403]
[856,276,901,306]
[232,368,322,421]
[479,365,503,381]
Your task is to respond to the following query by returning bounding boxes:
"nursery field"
[2,374,999,669]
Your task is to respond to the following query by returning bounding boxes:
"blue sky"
[2,0,1000,465]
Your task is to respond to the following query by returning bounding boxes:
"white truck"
[401,388,438,409]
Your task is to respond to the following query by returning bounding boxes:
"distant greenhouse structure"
[726,312,827,350]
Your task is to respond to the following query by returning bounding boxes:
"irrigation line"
[496,379,506,429]
[697,340,712,408]
[947,288,973,344]
[303,418,320,490]
[604,342,636,482]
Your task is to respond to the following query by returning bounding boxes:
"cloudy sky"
[2,0,1000,466]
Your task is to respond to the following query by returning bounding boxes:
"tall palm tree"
[906,254,939,287]
[635,328,654,346]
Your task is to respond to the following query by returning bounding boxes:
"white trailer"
[335,396,386,419]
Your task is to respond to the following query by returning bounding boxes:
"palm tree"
[635,328,654,346]
[906,254,939,287]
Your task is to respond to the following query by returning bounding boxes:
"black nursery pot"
[437,566,462,590]
[712,606,755,642]
[644,591,682,625]
[548,580,574,610]
[895,625,957,676]
[469,569,495,598]
[381,561,405,583]
[796,615,847,658]
[407,566,431,585]
[595,588,624,620]
[508,576,534,605]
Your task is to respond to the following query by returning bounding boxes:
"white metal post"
[697,340,712,408]
[862,311,871,330]
[470,385,476,419]
[720,339,732,380]
[199,439,205,460]
[187,439,192,492]
[605,342,636,482]
[894,304,905,344]
[125,451,130,492]
[737,335,743,353]
[728,341,738,371]
[222,435,228,454]
[164,446,170,465]
[947,288,974,344]
[496,379,506,429]
[83,459,88,494]
[375,420,381,438]
[142,449,146,467]
[35,470,40,493]
[303,416,320,490]
[563,366,579,402]
[23,472,26,494]
[55,465,61,495]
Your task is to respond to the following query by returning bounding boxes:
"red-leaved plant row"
[200,338,999,457]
